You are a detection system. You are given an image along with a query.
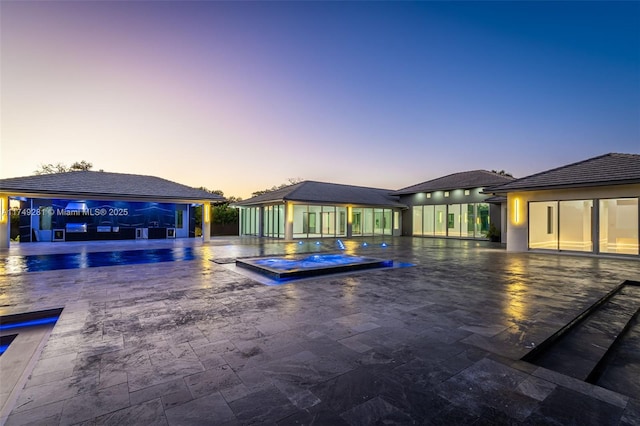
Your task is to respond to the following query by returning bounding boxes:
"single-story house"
[233,180,406,240]
[486,153,639,257]
[0,171,224,248]
[392,170,515,241]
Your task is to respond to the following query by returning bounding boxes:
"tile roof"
[235,181,406,208]
[486,153,640,192]
[0,171,225,201]
[393,170,515,195]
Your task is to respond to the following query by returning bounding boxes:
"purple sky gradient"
[1,1,638,198]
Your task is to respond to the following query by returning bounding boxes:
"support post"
[202,202,211,242]
[0,195,9,249]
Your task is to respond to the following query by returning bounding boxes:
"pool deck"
[0,236,639,425]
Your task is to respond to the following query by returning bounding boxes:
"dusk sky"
[1,1,638,199]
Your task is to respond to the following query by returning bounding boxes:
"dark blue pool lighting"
[0,317,60,331]
[1,247,196,274]
[0,308,62,356]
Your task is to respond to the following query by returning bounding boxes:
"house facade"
[234,181,406,240]
[487,153,639,257]
[392,170,515,241]
[0,171,224,248]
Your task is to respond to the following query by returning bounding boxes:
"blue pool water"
[252,254,387,271]
[236,253,395,282]
[1,247,196,274]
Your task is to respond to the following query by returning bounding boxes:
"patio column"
[0,194,9,249]
[202,202,211,241]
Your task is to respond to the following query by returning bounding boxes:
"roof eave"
[486,179,640,194]
[0,189,224,203]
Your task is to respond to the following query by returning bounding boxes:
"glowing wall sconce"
[204,202,211,223]
[0,197,6,224]
[347,206,353,224]
[514,198,520,224]
[287,202,294,224]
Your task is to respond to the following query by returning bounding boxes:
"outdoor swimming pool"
[0,247,196,274]
[236,253,394,282]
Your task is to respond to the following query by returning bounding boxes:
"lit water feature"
[236,253,394,282]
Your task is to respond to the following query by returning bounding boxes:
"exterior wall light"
[0,196,6,224]
[204,202,211,223]
[287,202,294,224]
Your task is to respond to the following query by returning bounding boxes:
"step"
[523,280,640,383]
[589,307,640,395]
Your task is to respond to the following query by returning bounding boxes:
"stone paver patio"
[0,237,639,425]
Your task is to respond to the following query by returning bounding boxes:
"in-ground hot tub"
[235,253,394,282]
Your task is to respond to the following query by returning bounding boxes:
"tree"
[34,161,94,175]
[69,161,93,171]
[197,188,241,225]
[251,177,304,197]
[491,170,513,178]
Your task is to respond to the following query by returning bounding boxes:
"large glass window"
[337,207,347,237]
[292,205,347,238]
[293,205,307,238]
[559,200,592,252]
[308,206,322,237]
[423,205,435,236]
[264,206,273,236]
[447,204,461,237]
[384,210,392,236]
[476,203,490,237]
[599,198,639,255]
[277,204,284,237]
[413,203,491,239]
[352,208,362,235]
[434,205,447,236]
[322,206,336,236]
[262,204,284,238]
[241,207,259,236]
[363,208,374,235]
[413,207,423,236]
[529,201,558,249]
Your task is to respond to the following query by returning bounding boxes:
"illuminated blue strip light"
[0,344,10,355]
[0,316,60,331]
